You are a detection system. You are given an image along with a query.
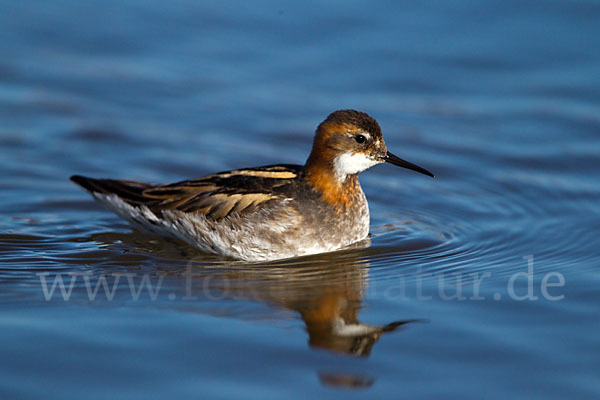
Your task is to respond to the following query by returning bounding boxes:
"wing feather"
[70,164,301,220]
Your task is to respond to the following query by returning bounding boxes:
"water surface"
[1,0,599,398]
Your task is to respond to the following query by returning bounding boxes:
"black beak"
[384,151,434,178]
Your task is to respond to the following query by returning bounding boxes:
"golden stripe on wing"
[218,170,297,179]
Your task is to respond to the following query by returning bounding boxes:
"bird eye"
[354,134,367,144]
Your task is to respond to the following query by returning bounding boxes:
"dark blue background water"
[1,1,599,398]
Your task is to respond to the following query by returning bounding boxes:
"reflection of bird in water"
[180,253,418,358]
[299,293,415,357]
[183,255,421,390]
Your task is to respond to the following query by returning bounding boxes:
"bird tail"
[70,175,153,205]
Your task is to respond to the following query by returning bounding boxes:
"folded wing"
[71,164,301,220]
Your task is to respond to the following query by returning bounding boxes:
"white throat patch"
[333,152,381,181]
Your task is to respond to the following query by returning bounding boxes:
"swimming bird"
[71,109,433,261]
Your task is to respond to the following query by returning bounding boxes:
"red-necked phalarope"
[71,110,434,261]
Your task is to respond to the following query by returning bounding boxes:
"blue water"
[1,0,599,398]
